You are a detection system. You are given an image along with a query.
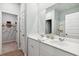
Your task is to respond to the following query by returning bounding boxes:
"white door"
[20,4,26,55]
[0,11,2,54]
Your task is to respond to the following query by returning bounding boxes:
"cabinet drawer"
[40,43,74,56]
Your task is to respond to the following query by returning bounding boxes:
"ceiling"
[52,3,79,12]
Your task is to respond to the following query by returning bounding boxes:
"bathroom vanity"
[27,34,79,56]
[27,3,79,56]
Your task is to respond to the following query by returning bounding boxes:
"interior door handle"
[66,33,68,35]
[31,45,34,48]
[22,34,25,36]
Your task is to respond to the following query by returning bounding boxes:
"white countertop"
[28,34,79,56]
[28,33,40,40]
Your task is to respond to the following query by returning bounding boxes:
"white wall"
[26,3,38,34]
[26,3,56,35]
[0,3,20,15]
[38,10,46,34]
[38,3,55,34]
[38,3,55,12]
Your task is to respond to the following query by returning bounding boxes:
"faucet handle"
[59,37,64,41]
[66,33,68,35]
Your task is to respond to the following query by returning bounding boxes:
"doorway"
[2,12,18,54]
[45,19,52,34]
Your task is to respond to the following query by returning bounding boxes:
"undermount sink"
[40,34,45,37]
[39,35,78,49]
[40,35,63,42]
[39,34,75,46]
[40,34,54,39]
[46,39,72,47]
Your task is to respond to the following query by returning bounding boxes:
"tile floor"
[2,41,18,54]
[1,49,24,56]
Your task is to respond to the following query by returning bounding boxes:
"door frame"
[0,10,20,54]
[19,3,27,56]
[0,10,2,54]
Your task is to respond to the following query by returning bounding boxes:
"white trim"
[2,40,16,44]
[1,10,19,15]
[1,11,20,53]
[17,14,20,49]
[0,10,2,54]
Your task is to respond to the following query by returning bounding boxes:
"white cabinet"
[28,38,39,56]
[28,37,75,56]
[40,43,74,56]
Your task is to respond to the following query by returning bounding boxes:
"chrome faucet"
[59,37,65,41]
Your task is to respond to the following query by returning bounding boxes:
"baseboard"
[2,40,16,44]
[18,48,27,56]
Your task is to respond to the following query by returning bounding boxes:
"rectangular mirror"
[39,3,79,39]
[65,12,79,39]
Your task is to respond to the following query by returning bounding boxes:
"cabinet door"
[28,38,39,56]
[40,43,55,56]
[40,43,74,56]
